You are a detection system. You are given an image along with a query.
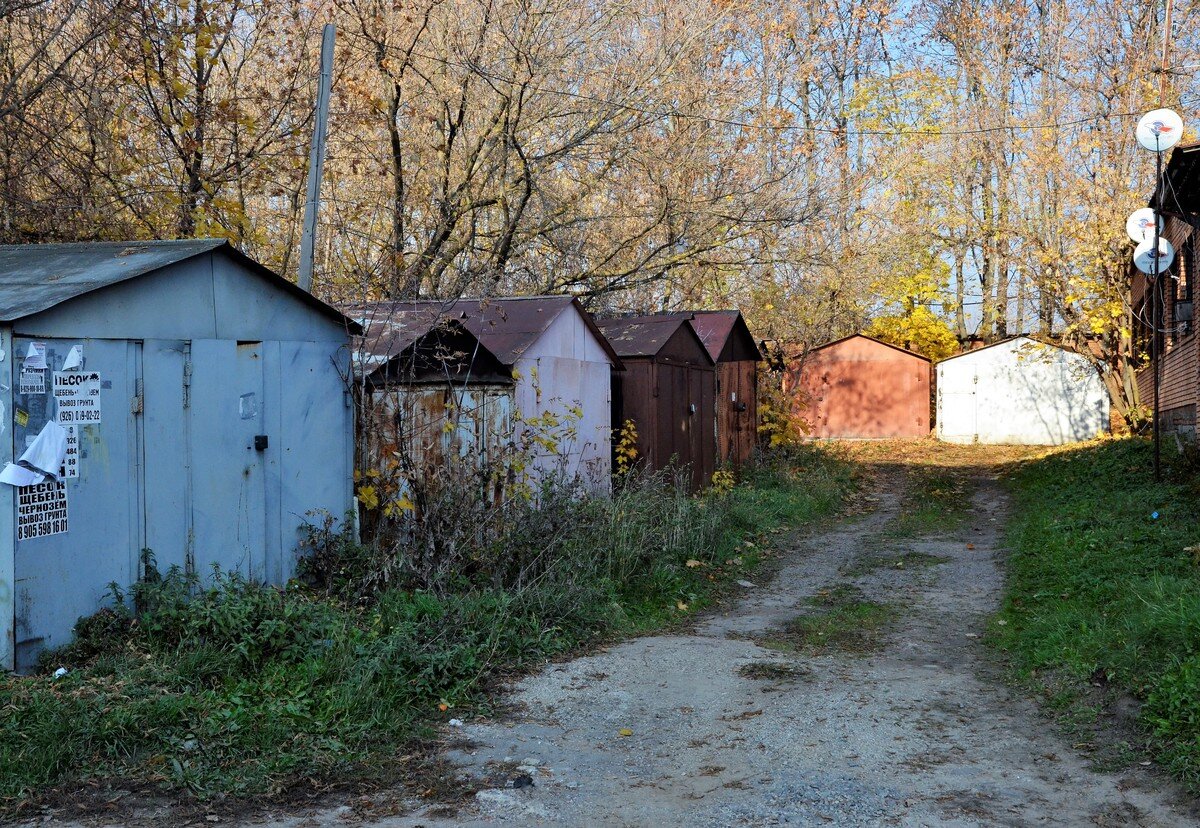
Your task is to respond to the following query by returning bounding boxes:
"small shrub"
[614,418,639,475]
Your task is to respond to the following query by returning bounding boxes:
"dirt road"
[256,459,1194,827]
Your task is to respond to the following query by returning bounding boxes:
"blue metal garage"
[0,239,358,671]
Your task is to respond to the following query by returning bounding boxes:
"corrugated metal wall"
[366,385,514,483]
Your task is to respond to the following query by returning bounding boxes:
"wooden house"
[1133,141,1200,437]
[595,314,716,490]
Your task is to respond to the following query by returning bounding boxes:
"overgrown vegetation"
[995,438,1200,790]
[0,445,854,810]
[736,661,810,682]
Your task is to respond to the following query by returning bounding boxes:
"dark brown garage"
[596,315,716,491]
[686,311,762,467]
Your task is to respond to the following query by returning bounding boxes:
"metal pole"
[298,23,335,293]
[1153,144,1163,481]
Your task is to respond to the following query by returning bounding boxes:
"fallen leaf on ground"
[618,728,633,737]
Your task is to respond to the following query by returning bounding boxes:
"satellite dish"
[1136,108,1184,152]
[1126,208,1163,242]
[1133,236,1176,275]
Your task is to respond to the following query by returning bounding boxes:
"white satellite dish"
[1136,108,1184,152]
[1126,208,1163,242]
[1133,236,1176,275]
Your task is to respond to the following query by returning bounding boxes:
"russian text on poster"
[53,371,102,425]
[23,342,46,370]
[60,426,78,479]
[17,480,68,540]
[18,368,44,395]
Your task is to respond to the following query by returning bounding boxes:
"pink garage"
[787,334,931,439]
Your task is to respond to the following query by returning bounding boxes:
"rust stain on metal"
[366,386,514,486]
[349,297,621,370]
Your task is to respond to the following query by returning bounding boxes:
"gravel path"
[255,466,1196,827]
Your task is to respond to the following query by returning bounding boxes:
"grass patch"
[736,661,809,682]
[844,550,951,577]
[995,437,1200,790]
[887,467,973,537]
[758,583,896,655]
[0,445,855,812]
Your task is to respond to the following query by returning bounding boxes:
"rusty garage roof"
[351,296,621,369]
[594,314,713,363]
[351,302,458,367]
[351,305,511,385]
[673,310,762,363]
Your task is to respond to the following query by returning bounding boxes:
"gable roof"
[348,296,621,369]
[352,304,491,368]
[1154,141,1200,213]
[0,238,360,331]
[936,335,1080,364]
[594,314,715,364]
[667,310,762,362]
[354,311,511,386]
[810,333,932,362]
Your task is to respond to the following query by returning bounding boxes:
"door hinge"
[131,378,144,415]
[183,360,192,409]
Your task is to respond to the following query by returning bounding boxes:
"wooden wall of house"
[1137,334,1199,430]
[1133,216,1199,433]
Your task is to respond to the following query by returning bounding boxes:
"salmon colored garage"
[787,334,931,439]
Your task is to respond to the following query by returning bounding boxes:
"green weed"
[995,437,1200,790]
[758,585,896,655]
[888,467,973,538]
[737,661,809,681]
[844,550,951,577]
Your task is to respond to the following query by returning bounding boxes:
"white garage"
[937,337,1109,445]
